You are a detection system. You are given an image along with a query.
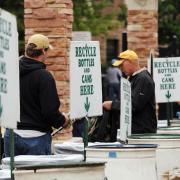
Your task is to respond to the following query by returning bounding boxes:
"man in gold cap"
[103,50,157,134]
[4,34,69,156]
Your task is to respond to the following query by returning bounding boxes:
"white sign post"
[153,57,180,103]
[120,78,132,142]
[0,9,20,129]
[70,41,102,119]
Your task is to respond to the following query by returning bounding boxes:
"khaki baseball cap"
[113,50,138,66]
[27,34,53,50]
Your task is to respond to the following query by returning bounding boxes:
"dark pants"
[73,118,85,138]
[4,129,51,157]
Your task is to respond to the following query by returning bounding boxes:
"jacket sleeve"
[39,71,65,129]
[131,76,154,113]
[111,101,120,111]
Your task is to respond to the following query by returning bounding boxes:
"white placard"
[120,77,132,142]
[72,31,91,41]
[153,57,180,103]
[70,41,102,119]
[0,9,20,128]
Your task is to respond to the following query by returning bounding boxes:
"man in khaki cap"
[103,50,157,135]
[4,34,69,156]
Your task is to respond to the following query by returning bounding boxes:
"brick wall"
[126,0,158,67]
[24,0,73,112]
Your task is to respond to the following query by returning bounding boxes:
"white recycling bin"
[128,134,180,180]
[13,161,105,180]
[0,169,11,180]
[86,143,158,180]
[157,126,180,135]
[1,154,105,180]
[170,119,180,127]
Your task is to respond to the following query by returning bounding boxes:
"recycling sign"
[70,41,102,119]
[120,77,132,142]
[153,57,180,103]
[0,9,20,128]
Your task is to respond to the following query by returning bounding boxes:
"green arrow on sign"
[84,97,90,113]
[0,96,3,117]
[165,90,171,99]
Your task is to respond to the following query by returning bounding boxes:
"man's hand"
[62,113,70,128]
[103,101,112,110]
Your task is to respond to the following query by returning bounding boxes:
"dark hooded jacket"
[111,70,157,134]
[18,56,65,132]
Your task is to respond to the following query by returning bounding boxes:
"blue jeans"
[108,83,120,101]
[4,129,51,157]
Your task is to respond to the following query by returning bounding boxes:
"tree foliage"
[0,0,24,54]
[0,0,179,52]
[73,0,127,35]
[158,0,180,45]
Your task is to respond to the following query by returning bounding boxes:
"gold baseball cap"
[27,34,53,49]
[113,50,138,66]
